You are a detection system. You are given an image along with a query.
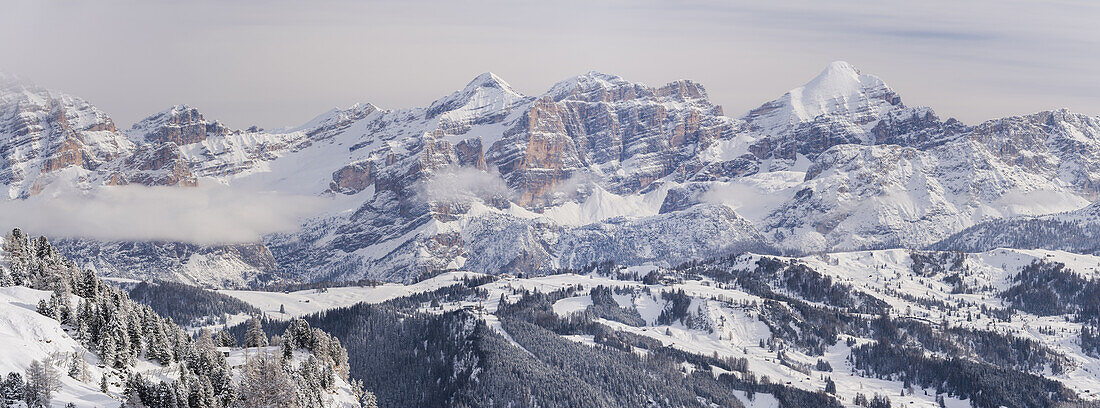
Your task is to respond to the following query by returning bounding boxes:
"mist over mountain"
[1,63,1097,287]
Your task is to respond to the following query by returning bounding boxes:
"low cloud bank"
[418,167,512,202]
[0,183,328,245]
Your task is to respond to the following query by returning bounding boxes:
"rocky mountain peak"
[546,71,645,103]
[130,104,233,145]
[0,74,50,107]
[426,72,527,119]
[0,75,133,197]
[738,61,956,161]
[743,61,904,133]
[543,71,714,110]
[465,71,516,92]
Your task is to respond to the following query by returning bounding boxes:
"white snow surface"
[0,286,118,407]
[214,248,1100,407]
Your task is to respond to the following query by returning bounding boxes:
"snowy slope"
[743,61,902,138]
[0,286,118,407]
[1,62,1097,285]
[492,249,1100,406]
[210,247,1100,407]
[218,271,485,317]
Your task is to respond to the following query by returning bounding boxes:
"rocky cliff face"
[487,73,736,207]
[131,105,234,146]
[4,63,1100,285]
[0,74,134,198]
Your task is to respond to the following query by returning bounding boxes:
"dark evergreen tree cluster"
[908,250,967,277]
[126,280,260,326]
[235,303,480,408]
[1003,260,1100,321]
[225,279,852,408]
[849,339,1074,408]
[932,218,1100,256]
[586,285,646,326]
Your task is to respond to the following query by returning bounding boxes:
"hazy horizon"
[2,0,1098,129]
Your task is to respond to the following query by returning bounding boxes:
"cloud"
[550,172,597,198]
[418,167,512,202]
[0,183,328,245]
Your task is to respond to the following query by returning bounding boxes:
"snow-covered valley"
[191,247,1100,407]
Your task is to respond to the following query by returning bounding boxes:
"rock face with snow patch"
[0,74,134,197]
[742,61,964,163]
[2,62,1099,284]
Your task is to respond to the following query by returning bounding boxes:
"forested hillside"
[210,247,1100,408]
[126,280,260,327]
[0,228,374,407]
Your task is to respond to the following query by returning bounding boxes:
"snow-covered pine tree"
[1,373,24,405]
[245,317,269,348]
[24,359,60,408]
[237,353,298,408]
[216,329,236,347]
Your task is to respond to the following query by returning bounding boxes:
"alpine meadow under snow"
[1,58,1100,407]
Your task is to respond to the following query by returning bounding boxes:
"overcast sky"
[1,0,1097,128]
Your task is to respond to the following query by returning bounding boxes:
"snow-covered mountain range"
[3,62,1099,286]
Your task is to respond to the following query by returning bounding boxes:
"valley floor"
[213,247,1100,407]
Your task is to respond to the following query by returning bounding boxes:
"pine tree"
[1,373,24,404]
[296,357,324,407]
[123,373,145,407]
[245,318,268,348]
[146,323,173,365]
[97,333,117,369]
[111,319,134,368]
[24,359,60,408]
[100,373,109,393]
[216,330,236,348]
[67,352,89,382]
[36,298,54,320]
[286,318,312,350]
[281,336,294,362]
[870,394,892,408]
[361,389,379,408]
[0,266,11,287]
[237,353,298,408]
[854,393,869,407]
[200,376,216,408]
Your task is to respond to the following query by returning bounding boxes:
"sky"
[1,0,1098,129]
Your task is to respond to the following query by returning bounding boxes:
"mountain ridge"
[1,62,1097,286]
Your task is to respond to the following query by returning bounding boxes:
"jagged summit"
[743,61,904,134]
[463,71,518,92]
[545,71,711,106]
[544,71,633,101]
[129,104,234,145]
[426,71,527,119]
[291,102,379,135]
[796,61,896,115]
